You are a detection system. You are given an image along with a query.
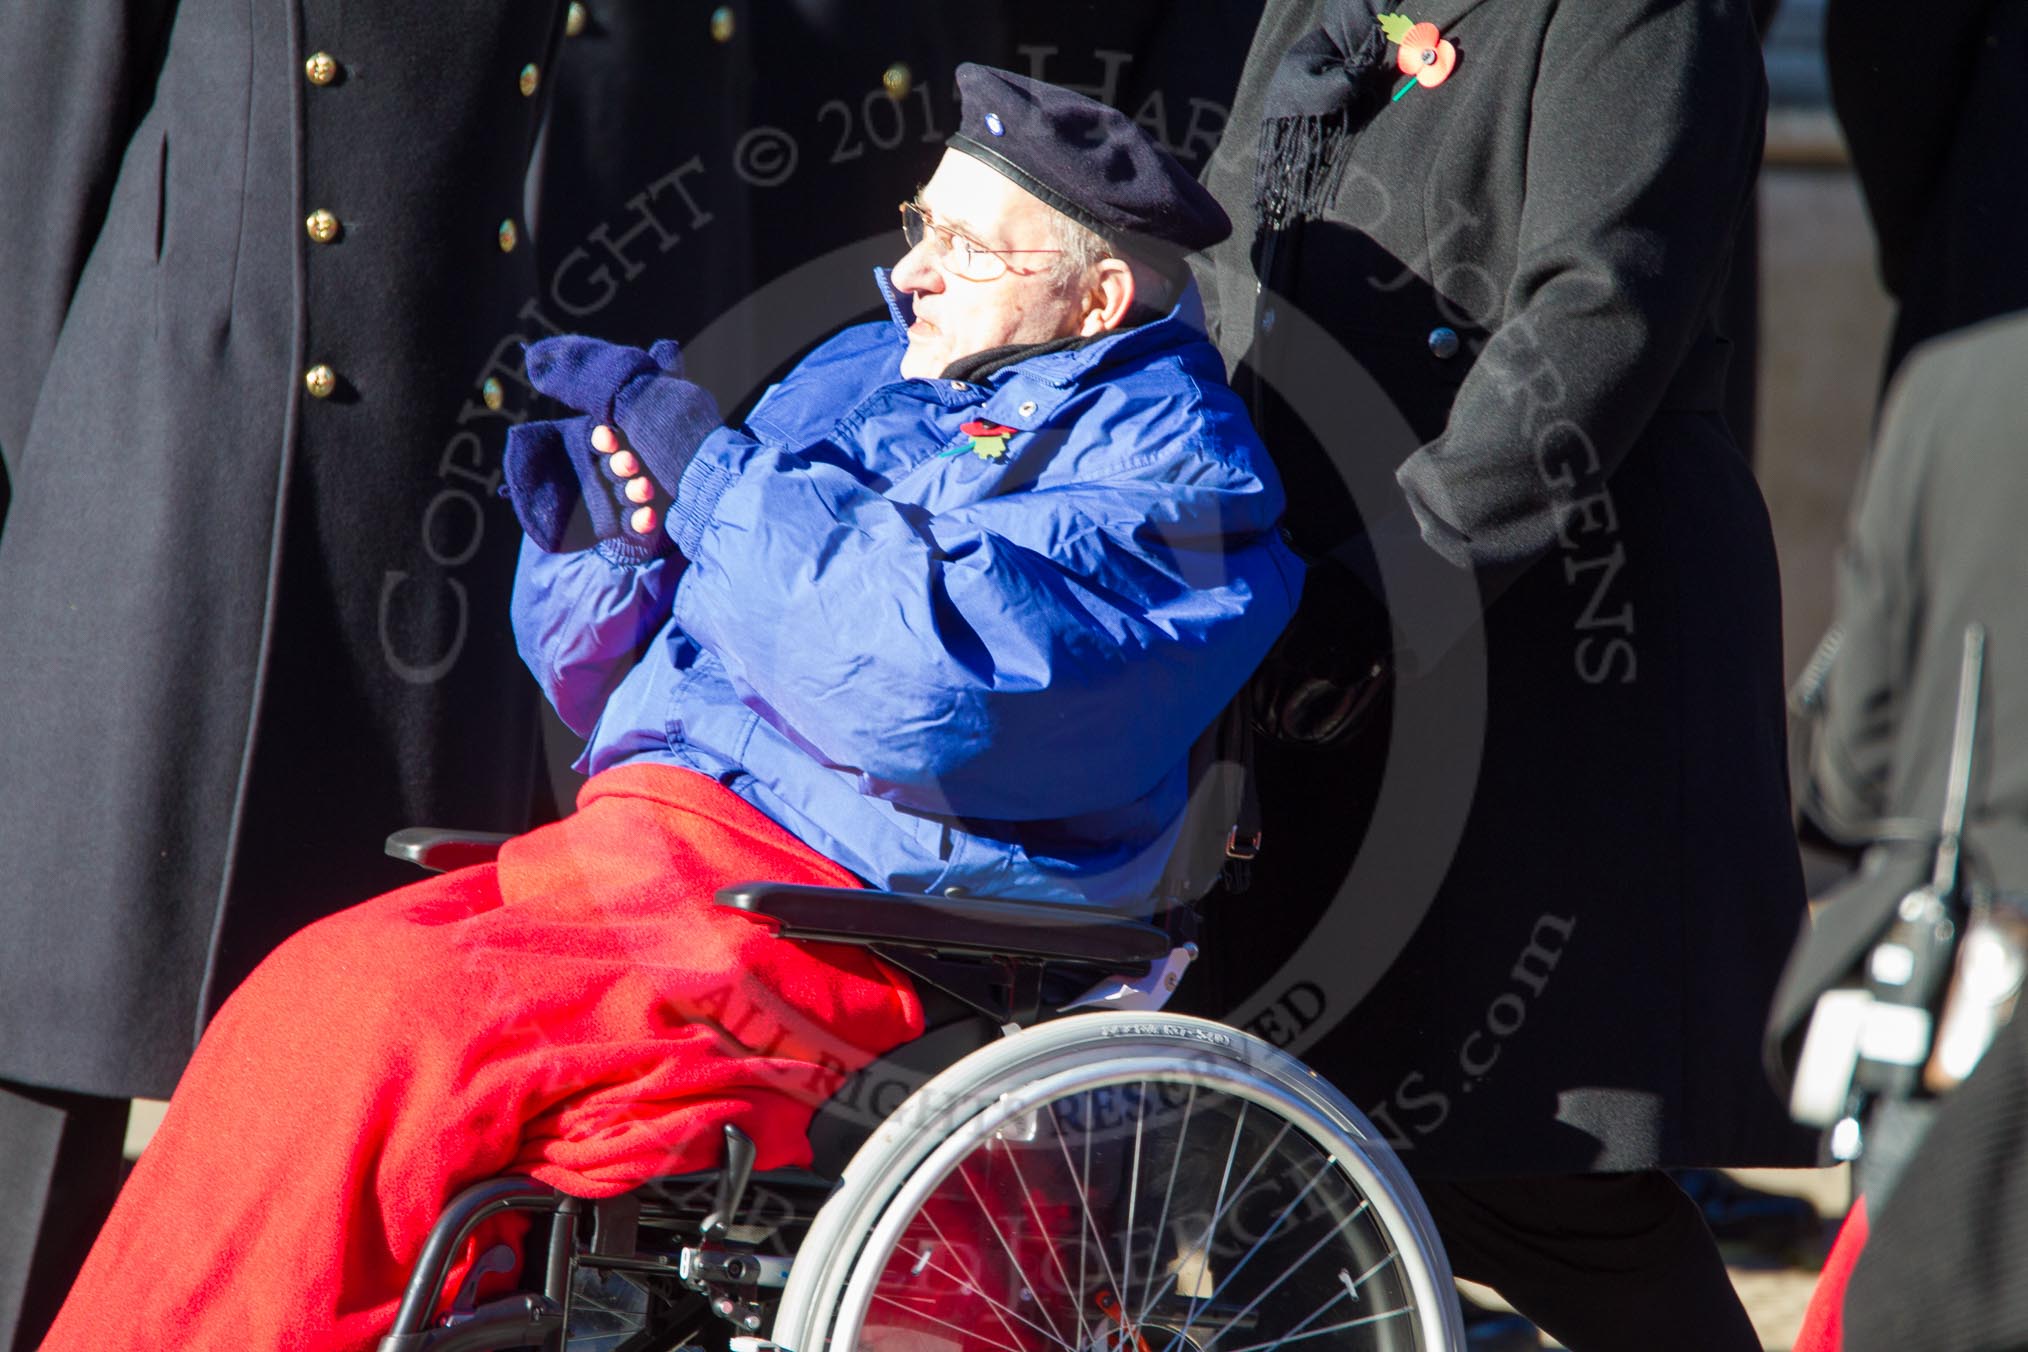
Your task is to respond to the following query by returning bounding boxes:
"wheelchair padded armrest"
[715,882,1172,969]
[385,828,514,873]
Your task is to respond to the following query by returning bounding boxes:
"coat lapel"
[1405,0,1495,31]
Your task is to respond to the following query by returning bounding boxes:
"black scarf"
[1253,0,1394,231]
[936,304,1165,384]
[938,332,1105,385]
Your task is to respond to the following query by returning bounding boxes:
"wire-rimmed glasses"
[899,200,1063,282]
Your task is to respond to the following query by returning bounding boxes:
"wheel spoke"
[1076,1093,1094,1345]
[834,1042,1441,1352]
[1123,1080,1149,1309]
[914,1210,1037,1352]
[1041,1088,1131,1336]
[1344,1252,1397,1297]
[1181,1118,1295,1317]
[955,1147,1072,1348]
[996,1125,1085,1344]
[870,1289,1034,1352]
[1217,1304,1413,1352]
[1151,1106,1257,1350]
[1183,1152,1335,1340]
[917,1206,1079,1352]
[1142,1110,1295,1343]
[1195,1200,1375,1351]
[1137,1084,1197,1318]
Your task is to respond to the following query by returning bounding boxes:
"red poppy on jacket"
[1394,21,1457,88]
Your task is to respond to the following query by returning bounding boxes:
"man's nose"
[892,238,942,294]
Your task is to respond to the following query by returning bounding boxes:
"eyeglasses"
[898,200,1062,282]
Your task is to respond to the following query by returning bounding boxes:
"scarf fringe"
[1253,111,1356,232]
[1251,9,1389,231]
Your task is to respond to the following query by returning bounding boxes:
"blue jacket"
[512,273,1301,909]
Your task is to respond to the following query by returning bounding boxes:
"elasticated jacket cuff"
[670,455,736,562]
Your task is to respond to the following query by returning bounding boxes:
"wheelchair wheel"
[771,1013,1462,1352]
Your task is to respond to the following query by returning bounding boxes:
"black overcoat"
[1825,0,2028,387]
[0,1,558,1099]
[1182,0,1813,1175]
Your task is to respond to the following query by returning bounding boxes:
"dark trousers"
[1421,1172,1762,1351]
[0,1079,127,1352]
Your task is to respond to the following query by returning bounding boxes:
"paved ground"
[1722,1168,1848,1352]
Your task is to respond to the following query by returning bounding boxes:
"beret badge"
[946,63,1232,252]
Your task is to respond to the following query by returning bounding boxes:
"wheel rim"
[829,1054,1446,1352]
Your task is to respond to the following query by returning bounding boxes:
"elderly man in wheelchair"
[46,67,1460,1352]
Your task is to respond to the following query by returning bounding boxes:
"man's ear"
[1078,258,1137,336]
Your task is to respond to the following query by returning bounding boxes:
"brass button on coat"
[481,377,505,411]
[882,63,912,98]
[304,52,339,86]
[564,2,588,37]
[497,219,519,253]
[305,210,340,244]
[518,63,540,97]
[709,6,735,42]
[304,365,337,399]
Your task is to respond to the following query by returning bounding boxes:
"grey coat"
[1183,0,1813,1175]
[0,1,557,1098]
[1769,310,2028,1085]
[1767,311,2028,1352]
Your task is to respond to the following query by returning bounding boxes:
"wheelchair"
[374,789,1463,1352]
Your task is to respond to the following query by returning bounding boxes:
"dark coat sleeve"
[1824,0,1995,300]
[0,0,176,470]
[1393,0,1766,571]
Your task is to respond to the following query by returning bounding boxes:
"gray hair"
[1044,209,1177,313]
[1045,210,1115,288]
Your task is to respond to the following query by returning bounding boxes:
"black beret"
[946,63,1232,258]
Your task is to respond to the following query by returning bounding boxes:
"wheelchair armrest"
[384,828,514,873]
[714,882,1172,969]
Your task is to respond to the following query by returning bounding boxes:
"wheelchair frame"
[373,843,1464,1352]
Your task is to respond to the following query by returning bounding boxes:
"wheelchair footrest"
[375,1292,562,1352]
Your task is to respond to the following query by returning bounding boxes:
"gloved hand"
[1248,558,1395,746]
[501,336,723,558]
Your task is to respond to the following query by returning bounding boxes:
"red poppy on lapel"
[1378,13,1458,94]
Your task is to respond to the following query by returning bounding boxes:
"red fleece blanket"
[45,763,923,1351]
[1793,1195,1868,1352]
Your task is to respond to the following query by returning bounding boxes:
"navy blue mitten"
[501,337,724,558]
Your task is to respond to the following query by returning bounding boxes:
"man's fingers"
[608,449,639,478]
[591,424,619,454]
[625,476,655,505]
[630,505,659,535]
